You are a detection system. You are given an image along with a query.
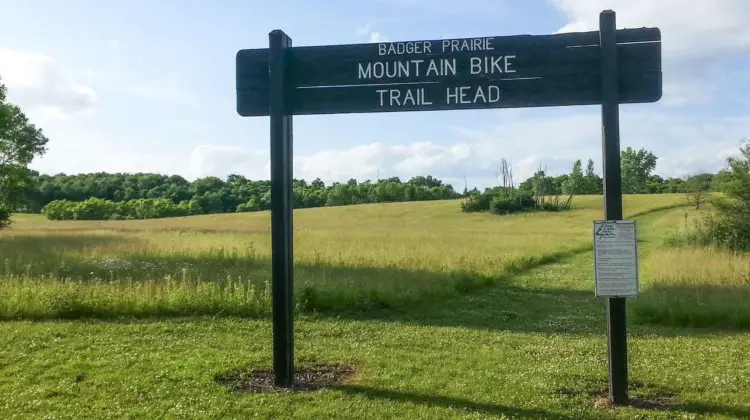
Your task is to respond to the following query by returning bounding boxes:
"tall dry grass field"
[635,246,750,328]
[4,193,744,325]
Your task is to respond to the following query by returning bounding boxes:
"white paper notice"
[593,220,639,297]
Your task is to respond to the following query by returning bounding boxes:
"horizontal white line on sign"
[295,77,543,89]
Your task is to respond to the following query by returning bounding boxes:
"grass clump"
[0,274,273,320]
[633,246,750,329]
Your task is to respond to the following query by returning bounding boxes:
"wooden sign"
[236,28,661,116]
[235,10,661,405]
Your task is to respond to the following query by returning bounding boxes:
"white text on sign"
[374,85,500,107]
[377,37,495,56]
[365,37,515,109]
[363,37,517,81]
[357,56,515,80]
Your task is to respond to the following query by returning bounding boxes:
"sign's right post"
[599,9,629,405]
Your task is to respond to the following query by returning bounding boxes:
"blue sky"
[1,0,749,190]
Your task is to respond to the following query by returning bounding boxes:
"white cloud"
[661,79,716,108]
[355,24,373,38]
[551,0,750,59]
[0,47,98,123]
[126,84,198,106]
[181,109,749,190]
[355,24,390,43]
[31,139,188,178]
[187,140,485,186]
[371,0,508,18]
[189,145,269,179]
[296,142,385,179]
[369,32,390,43]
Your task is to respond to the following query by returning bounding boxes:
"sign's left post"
[269,29,295,388]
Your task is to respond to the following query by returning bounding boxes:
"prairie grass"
[0,194,723,321]
[633,246,750,329]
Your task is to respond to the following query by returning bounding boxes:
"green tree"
[0,76,49,228]
[683,173,713,209]
[711,170,732,193]
[621,147,658,194]
[690,140,750,251]
[562,159,584,195]
[583,159,602,194]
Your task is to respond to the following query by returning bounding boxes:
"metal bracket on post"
[269,29,295,388]
[599,9,629,406]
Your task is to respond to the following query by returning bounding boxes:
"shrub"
[461,188,568,216]
[489,194,537,214]
[461,191,494,213]
[42,197,191,221]
[236,199,260,213]
[677,140,750,252]
[539,202,561,212]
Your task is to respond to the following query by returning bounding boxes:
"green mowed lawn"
[1,195,749,419]
[2,253,748,419]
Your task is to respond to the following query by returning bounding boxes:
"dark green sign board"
[236,27,661,116]
[235,10,661,406]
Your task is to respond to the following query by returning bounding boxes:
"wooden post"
[268,29,295,388]
[599,9,629,405]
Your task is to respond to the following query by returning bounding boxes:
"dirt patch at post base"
[216,363,355,394]
[590,390,677,410]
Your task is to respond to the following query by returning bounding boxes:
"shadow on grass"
[554,374,750,418]
[630,284,750,330]
[325,273,750,336]
[335,385,585,420]
[0,232,135,252]
[2,230,747,335]
[0,233,145,277]
[675,403,750,419]
[337,384,750,419]
[1,232,602,333]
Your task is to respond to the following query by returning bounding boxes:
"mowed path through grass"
[1,195,749,418]
[2,195,688,318]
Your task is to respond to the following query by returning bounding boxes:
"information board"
[593,220,639,297]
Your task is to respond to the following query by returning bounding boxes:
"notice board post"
[599,10,628,405]
[269,29,295,388]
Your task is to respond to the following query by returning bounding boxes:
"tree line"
[20,146,726,221]
[461,148,727,216]
[32,174,462,220]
